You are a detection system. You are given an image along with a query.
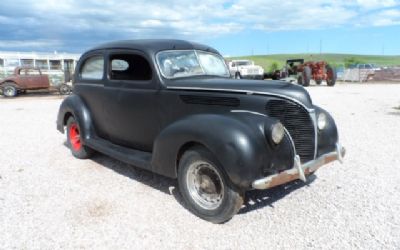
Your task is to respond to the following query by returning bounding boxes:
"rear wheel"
[66,117,94,159]
[326,65,337,86]
[2,83,18,97]
[178,147,243,223]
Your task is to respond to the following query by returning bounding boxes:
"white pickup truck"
[228,60,264,80]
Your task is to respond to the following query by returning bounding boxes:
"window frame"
[78,52,105,83]
[155,49,230,80]
[105,49,155,89]
[26,68,41,76]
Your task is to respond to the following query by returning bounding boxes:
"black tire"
[316,80,322,85]
[302,66,311,87]
[59,84,72,95]
[178,147,244,223]
[235,72,241,79]
[2,82,18,97]
[66,117,94,159]
[326,65,337,86]
[297,75,303,85]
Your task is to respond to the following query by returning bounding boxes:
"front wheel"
[178,147,244,223]
[66,117,94,159]
[59,84,72,95]
[2,83,18,97]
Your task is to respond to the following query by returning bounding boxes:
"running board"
[85,137,152,170]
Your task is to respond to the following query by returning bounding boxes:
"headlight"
[317,113,327,130]
[270,122,285,144]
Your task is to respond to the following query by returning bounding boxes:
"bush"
[268,62,279,72]
[344,57,364,68]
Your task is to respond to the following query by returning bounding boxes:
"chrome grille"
[265,99,315,163]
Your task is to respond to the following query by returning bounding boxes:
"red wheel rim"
[69,123,82,151]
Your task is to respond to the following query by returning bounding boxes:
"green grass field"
[227,54,400,72]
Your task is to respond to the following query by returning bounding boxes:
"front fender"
[314,106,339,156]
[56,94,95,141]
[151,112,289,189]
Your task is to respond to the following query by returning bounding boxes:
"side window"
[26,69,41,75]
[19,69,27,75]
[109,54,152,81]
[80,55,104,80]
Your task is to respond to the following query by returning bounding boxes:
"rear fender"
[56,94,95,141]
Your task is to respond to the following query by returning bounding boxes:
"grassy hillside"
[227,54,400,72]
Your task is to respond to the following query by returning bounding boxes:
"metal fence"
[340,67,400,82]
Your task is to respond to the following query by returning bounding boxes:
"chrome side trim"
[230,110,266,116]
[166,86,315,112]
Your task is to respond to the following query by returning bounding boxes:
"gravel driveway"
[0,84,399,249]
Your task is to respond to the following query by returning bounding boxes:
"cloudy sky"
[0,0,399,55]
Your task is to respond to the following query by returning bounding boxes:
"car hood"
[166,77,313,108]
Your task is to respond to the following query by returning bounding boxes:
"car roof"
[87,39,220,56]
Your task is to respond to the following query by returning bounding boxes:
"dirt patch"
[87,200,111,218]
[68,199,113,225]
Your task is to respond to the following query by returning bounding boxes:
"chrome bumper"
[252,143,346,190]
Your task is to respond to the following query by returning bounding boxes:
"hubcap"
[61,85,70,94]
[69,123,82,151]
[186,160,224,210]
[5,87,15,96]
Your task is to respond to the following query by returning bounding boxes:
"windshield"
[156,50,230,79]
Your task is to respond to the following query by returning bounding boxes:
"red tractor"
[279,59,337,87]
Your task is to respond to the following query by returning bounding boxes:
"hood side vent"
[180,95,240,107]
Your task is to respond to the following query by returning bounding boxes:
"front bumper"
[252,143,346,189]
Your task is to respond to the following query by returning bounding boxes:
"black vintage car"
[57,39,345,223]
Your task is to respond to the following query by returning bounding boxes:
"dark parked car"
[56,39,345,223]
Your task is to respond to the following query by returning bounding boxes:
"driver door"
[103,50,160,152]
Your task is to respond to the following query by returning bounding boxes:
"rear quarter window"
[80,55,104,80]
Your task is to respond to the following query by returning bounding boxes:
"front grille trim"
[266,99,316,163]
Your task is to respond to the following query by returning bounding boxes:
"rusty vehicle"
[0,67,72,97]
[56,39,346,223]
[278,59,337,87]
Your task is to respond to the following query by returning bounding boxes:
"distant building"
[0,51,81,84]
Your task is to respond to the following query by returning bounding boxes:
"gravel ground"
[0,84,399,249]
